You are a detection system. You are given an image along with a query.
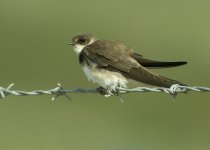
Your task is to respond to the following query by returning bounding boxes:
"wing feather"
[131,53,187,68]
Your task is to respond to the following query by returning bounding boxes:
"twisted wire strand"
[0,83,209,100]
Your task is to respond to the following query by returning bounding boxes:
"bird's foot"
[96,87,124,102]
[97,86,119,96]
[96,87,115,97]
[97,87,109,96]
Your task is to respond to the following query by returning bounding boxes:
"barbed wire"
[0,83,209,100]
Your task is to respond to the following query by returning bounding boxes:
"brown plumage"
[79,40,186,88]
[69,33,187,89]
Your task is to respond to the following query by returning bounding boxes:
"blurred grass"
[0,0,210,150]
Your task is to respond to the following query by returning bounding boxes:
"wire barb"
[0,84,209,100]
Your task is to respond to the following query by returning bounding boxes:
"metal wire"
[0,83,209,100]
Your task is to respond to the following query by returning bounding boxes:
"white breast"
[82,64,128,89]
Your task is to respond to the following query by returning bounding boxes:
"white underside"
[82,64,128,89]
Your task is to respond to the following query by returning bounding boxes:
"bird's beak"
[68,43,75,46]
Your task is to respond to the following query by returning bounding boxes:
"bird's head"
[69,33,97,54]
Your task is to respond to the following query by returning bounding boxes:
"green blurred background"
[0,0,210,150]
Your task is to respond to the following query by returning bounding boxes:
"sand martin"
[69,33,187,94]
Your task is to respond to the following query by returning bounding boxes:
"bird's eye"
[78,38,86,44]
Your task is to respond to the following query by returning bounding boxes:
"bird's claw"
[97,86,119,96]
[96,87,124,102]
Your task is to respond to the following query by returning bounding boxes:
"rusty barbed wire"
[0,83,209,100]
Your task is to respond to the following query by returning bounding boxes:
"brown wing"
[80,40,184,87]
[131,53,187,68]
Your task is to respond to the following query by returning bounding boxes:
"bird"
[68,33,187,95]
